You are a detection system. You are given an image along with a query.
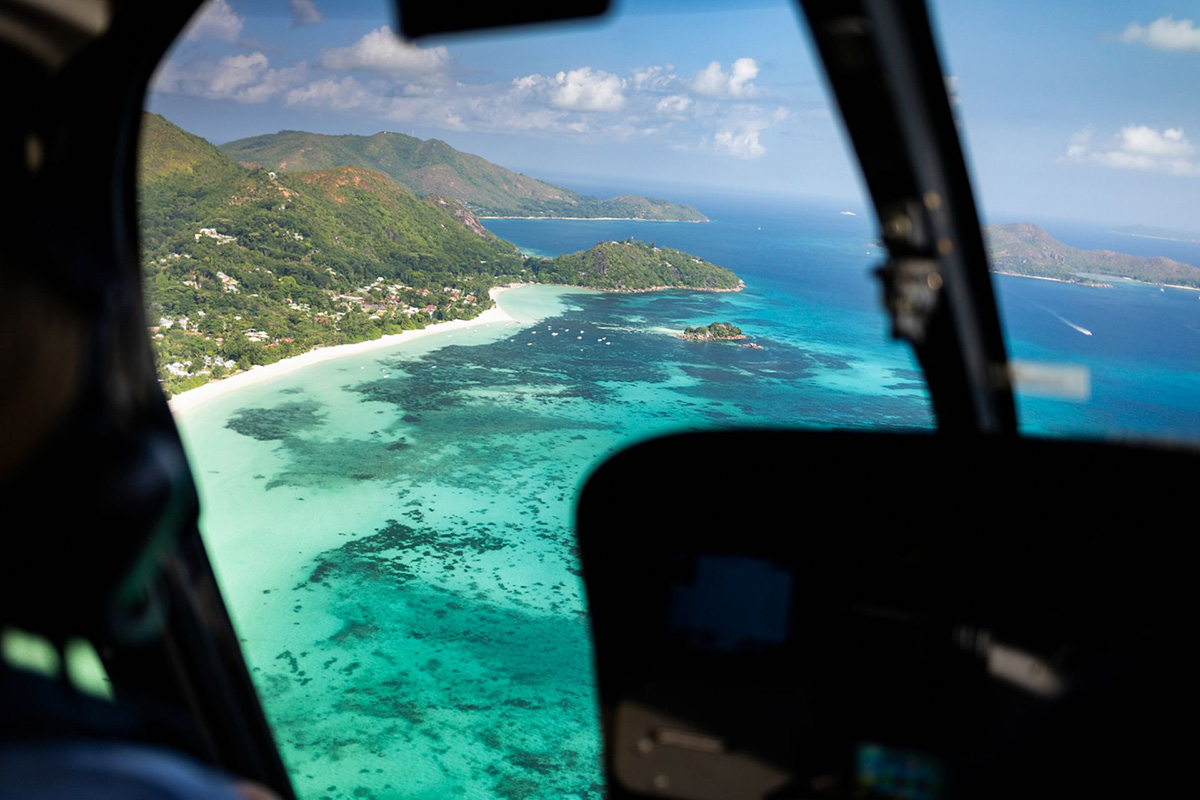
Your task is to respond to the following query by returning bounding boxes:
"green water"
[175,200,934,798]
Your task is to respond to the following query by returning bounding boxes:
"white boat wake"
[1035,303,1092,336]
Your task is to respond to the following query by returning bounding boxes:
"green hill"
[139,114,532,393]
[220,129,708,221]
[137,114,737,395]
[530,239,742,292]
[986,223,1200,287]
[140,113,245,185]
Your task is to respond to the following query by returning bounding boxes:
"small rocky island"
[679,322,765,349]
[679,322,746,341]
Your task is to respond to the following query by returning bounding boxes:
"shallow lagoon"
[176,194,1200,799]
[177,204,931,798]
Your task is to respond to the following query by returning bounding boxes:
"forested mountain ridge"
[138,114,737,395]
[220,128,708,221]
[141,112,246,185]
[985,223,1200,287]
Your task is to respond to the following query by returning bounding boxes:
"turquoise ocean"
[174,191,1200,799]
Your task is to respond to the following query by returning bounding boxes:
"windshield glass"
[926,0,1200,441]
[142,0,929,797]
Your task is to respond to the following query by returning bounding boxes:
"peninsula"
[139,114,737,396]
[985,223,1200,288]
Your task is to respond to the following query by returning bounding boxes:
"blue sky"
[149,0,1200,232]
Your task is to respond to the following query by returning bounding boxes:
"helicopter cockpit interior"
[0,1,1191,798]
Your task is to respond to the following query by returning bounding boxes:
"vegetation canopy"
[138,114,739,395]
[985,223,1200,288]
[679,322,745,340]
[220,129,709,221]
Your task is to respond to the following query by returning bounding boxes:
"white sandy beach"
[477,215,704,222]
[168,286,521,416]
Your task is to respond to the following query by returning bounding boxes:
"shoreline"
[166,279,742,415]
[992,270,1113,288]
[993,269,1199,292]
[566,279,744,294]
[1108,230,1200,245]
[168,286,521,416]
[478,215,706,223]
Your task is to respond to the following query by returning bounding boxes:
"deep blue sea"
[174,190,1200,800]
[488,191,1200,442]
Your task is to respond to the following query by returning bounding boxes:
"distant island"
[1108,224,1200,245]
[220,129,708,222]
[985,223,1200,288]
[139,114,737,395]
[678,322,746,341]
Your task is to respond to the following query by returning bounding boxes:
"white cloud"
[284,70,568,133]
[656,94,692,114]
[692,58,759,98]
[633,64,679,92]
[152,52,306,104]
[238,62,308,104]
[288,0,324,27]
[321,27,449,75]
[1119,125,1192,157]
[1119,16,1200,52]
[184,0,243,42]
[154,43,794,158]
[551,67,626,112]
[483,107,564,131]
[697,103,789,159]
[1065,126,1093,160]
[286,76,374,111]
[400,82,438,97]
[714,129,765,158]
[208,53,268,95]
[1066,124,1200,176]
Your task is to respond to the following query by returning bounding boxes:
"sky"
[148,0,1200,233]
